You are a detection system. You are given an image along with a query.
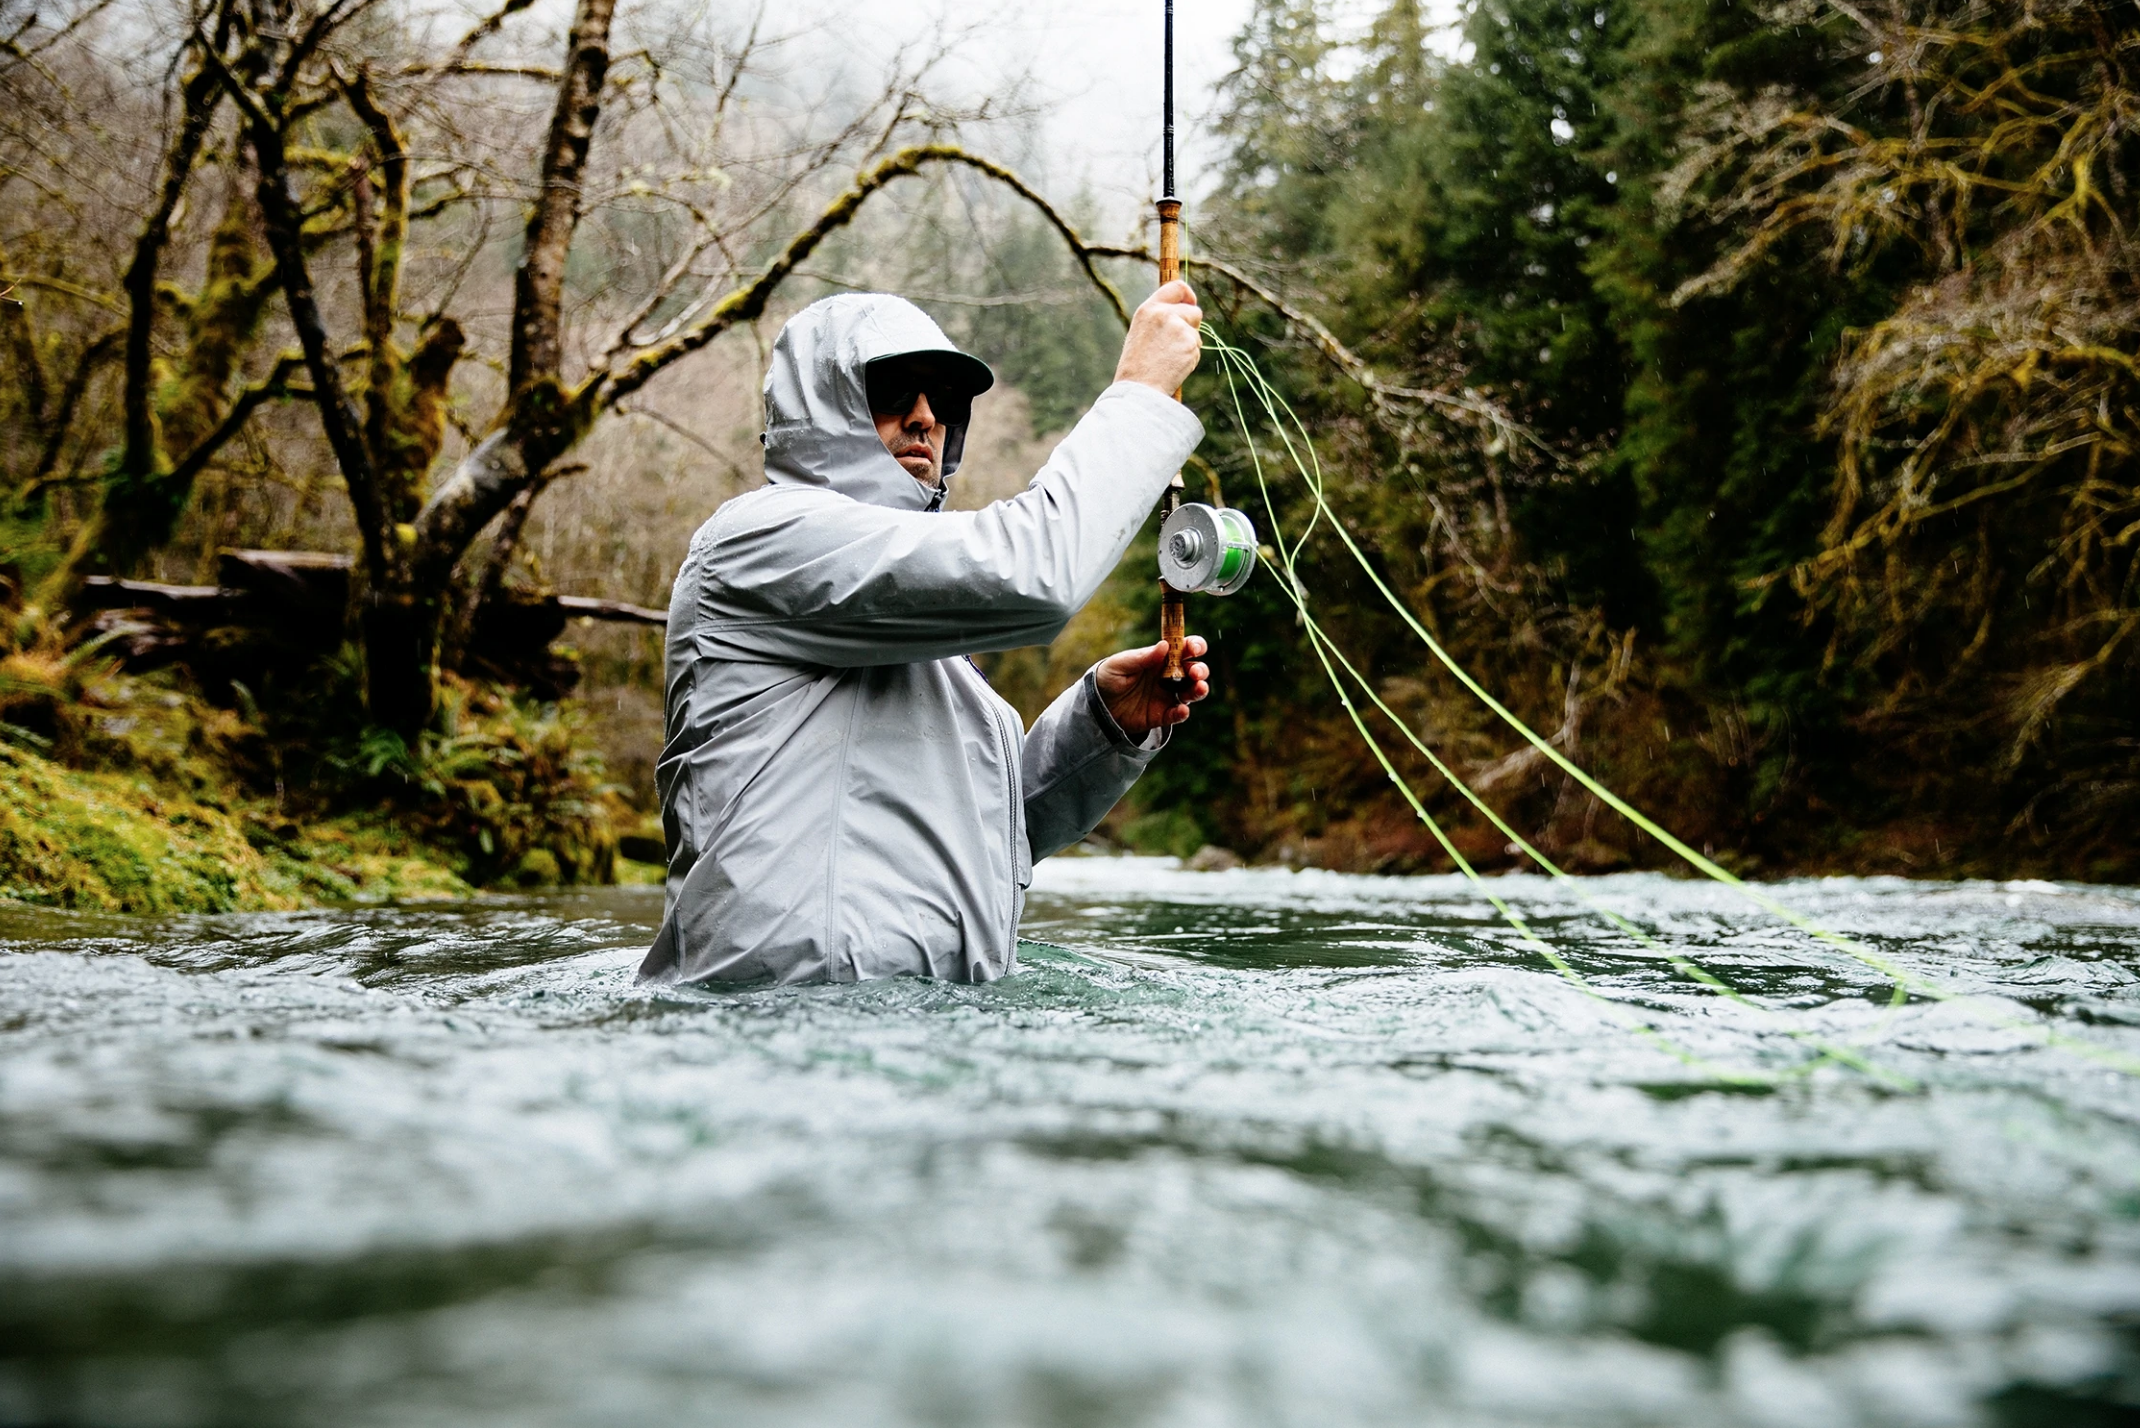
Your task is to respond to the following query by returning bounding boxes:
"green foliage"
[0,613,621,910]
[1145,0,2137,877]
[317,677,620,887]
[1119,808,1208,860]
[0,740,468,914]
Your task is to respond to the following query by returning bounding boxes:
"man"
[640,281,1211,986]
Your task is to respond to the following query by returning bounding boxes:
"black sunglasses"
[865,362,973,427]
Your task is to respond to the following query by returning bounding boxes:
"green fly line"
[1204,330,1892,1087]
[1198,323,2140,1083]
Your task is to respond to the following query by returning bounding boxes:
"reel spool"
[1158,503,1258,596]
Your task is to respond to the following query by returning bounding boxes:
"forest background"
[0,0,2133,912]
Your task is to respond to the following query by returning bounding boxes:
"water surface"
[3,860,2137,1426]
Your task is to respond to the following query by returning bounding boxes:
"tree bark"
[120,30,227,485]
[217,16,443,735]
[507,0,615,406]
[444,472,546,666]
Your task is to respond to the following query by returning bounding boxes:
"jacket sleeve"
[1021,666,1166,861]
[694,382,1204,667]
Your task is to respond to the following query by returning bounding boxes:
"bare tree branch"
[420,61,560,81]
[600,144,1127,409]
[415,143,1124,593]
[159,352,307,494]
[275,0,373,94]
[0,273,121,311]
[211,41,391,579]
[613,398,753,483]
[341,67,410,490]
[0,238,50,425]
[1089,242,1548,458]
[443,0,539,71]
[24,326,121,490]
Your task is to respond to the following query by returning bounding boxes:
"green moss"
[317,679,621,888]
[510,847,561,887]
[1119,808,1208,860]
[0,743,470,913]
[0,627,627,912]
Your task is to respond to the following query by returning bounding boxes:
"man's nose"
[905,392,936,430]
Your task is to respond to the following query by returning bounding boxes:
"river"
[2,859,2136,1426]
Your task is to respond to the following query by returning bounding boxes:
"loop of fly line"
[1205,328,1892,1087]
[1198,323,2140,1083]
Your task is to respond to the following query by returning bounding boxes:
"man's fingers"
[1160,678,1210,724]
[1150,302,1202,330]
[1110,640,1167,673]
[1144,280,1202,330]
[1118,282,1206,392]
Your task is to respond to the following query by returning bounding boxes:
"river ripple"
[2,860,2136,1426]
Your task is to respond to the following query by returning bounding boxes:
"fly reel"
[1157,503,1258,596]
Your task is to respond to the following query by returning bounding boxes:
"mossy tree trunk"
[33,2,301,609]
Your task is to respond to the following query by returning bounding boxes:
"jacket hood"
[760,293,994,512]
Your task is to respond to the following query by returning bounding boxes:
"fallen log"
[220,549,352,633]
[78,576,228,617]
[556,595,667,625]
[73,549,665,702]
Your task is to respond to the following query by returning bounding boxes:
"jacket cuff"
[1098,379,1207,448]
[1082,666,1169,754]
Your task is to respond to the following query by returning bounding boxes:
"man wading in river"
[639,281,1211,986]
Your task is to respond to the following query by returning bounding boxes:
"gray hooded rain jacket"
[640,294,1205,985]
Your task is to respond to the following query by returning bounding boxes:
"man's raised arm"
[692,284,1208,668]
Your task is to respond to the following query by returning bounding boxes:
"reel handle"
[1160,584,1189,692]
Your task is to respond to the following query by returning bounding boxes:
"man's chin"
[898,459,940,486]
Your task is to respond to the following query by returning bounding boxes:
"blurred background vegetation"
[0,0,2132,909]
[977,0,2140,882]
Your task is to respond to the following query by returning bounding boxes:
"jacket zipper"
[961,660,1021,969]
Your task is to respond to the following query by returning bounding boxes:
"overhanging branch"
[1088,243,1548,458]
[597,143,1127,411]
[417,145,1139,587]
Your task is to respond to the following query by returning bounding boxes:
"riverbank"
[0,741,472,911]
[0,662,651,913]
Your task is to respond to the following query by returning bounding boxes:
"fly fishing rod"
[1155,0,1258,691]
